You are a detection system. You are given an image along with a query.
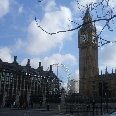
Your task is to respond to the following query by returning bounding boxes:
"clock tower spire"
[83,7,92,23]
[78,8,99,96]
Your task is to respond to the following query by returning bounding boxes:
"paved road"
[0,108,73,116]
[0,108,110,116]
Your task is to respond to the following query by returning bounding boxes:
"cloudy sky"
[0,0,116,85]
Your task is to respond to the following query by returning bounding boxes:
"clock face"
[92,34,97,44]
[80,34,87,43]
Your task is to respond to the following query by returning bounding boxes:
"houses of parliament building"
[0,7,116,108]
[78,8,116,99]
[0,57,60,107]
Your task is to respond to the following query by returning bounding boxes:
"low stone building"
[0,56,60,107]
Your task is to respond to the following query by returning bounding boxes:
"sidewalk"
[30,108,75,116]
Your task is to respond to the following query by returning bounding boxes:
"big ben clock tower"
[78,8,99,96]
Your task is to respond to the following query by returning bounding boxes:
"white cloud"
[14,39,25,51]
[96,23,103,33]
[0,0,10,18]
[69,69,79,81]
[61,82,67,90]
[73,70,79,80]
[21,1,73,55]
[0,47,13,63]
[18,5,23,14]
[43,54,77,68]
[21,53,77,69]
[109,0,116,8]
[44,0,57,12]
[99,43,116,69]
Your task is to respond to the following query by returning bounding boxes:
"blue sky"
[0,0,116,88]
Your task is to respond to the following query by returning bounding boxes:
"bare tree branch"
[35,15,116,35]
[36,0,116,47]
[38,0,43,3]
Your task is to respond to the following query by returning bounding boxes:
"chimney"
[0,58,2,63]
[105,66,108,74]
[50,65,52,71]
[39,62,41,67]
[13,56,18,64]
[26,59,31,67]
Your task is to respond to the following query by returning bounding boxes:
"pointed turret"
[0,58,2,63]
[83,7,92,23]
[50,65,52,72]
[39,62,41,67]
[82,7,96,33]
[112,68,113,74]
[105,66,108,74]
[38,62,43,70]
[13,56,18,65]
[26,59,31,67]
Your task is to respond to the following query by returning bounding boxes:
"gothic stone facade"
[78,8,116,99]
[0,57,60,107]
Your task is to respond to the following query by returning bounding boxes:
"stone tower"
[78,8,99,96]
